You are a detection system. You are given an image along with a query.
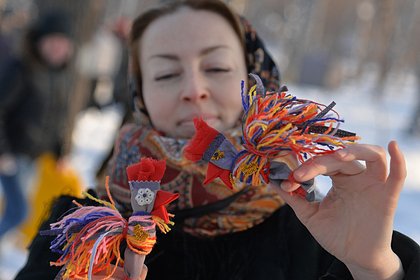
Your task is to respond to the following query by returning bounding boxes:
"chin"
[169,127,196,139]
[206,118,227,131]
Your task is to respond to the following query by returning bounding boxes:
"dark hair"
[129,0,246,102]
[26,9,73,64]
[30,10,72,42]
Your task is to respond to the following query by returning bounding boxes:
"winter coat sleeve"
[319,231,420,279]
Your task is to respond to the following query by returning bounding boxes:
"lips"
[178,114,219,126]
[177,115,220,137]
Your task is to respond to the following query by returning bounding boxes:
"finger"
[293,154,365,182]
[124,249,145,280]
[140,265,148,280]
[275,187,319,225]
[386,141,406,197]
[279,180,301,192]
[109,264,147,280]
[335,144,387,180]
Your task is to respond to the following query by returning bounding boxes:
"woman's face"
[140,8,247,138]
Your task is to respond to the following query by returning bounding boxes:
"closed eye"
[206,68,230,73]
[155,73,180,81]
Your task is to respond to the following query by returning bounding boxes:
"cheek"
[143,86,176,127]
[214,82,243,118]
[226,97,244,124]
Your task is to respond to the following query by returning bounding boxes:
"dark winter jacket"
[15,192,420,280]
[0,55,71,159]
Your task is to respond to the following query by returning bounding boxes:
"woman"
[16,1,420,279]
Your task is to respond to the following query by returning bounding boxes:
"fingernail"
[293,168,304,179]
[336,149,348,158]
[281,181,292,191]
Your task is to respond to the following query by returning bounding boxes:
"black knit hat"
[30,9,72,42]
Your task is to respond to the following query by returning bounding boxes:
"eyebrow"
[147,45,230,62]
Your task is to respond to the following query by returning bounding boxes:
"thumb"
[271,183,319,225]
[140,265,148,280]
[386,141,406,197]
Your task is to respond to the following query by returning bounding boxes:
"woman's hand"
[272,141,406,280]
[90,264,148,280]
[0,153,18,175]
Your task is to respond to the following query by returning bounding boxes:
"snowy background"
[1,71,419,279]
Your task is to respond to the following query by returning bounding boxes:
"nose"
[180,71,209,102]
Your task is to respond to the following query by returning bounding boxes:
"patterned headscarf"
[108,17,284,237]
[241,17,280,91]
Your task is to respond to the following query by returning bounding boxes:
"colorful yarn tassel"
[185,74,359,200]
[41,158,179,280]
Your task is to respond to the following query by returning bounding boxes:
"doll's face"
[140,8,247,138]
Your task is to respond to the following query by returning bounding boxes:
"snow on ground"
[70,104,124,188]
[1,72,419,278]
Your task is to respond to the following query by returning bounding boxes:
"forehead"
[140,8,242,58]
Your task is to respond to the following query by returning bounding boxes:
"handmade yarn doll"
[184,74,358,200]
[41,158,179,280]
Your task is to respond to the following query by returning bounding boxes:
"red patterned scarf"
[108,122,285,237]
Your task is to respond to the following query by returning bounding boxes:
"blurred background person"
[0,9,80,246]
